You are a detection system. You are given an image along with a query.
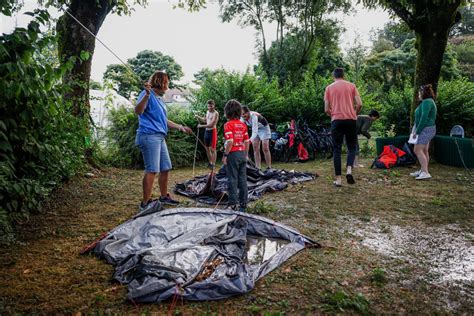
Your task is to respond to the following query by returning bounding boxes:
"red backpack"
[372,145,407,169]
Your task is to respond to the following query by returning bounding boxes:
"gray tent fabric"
[92,207,318,302]
[175,161,317,205]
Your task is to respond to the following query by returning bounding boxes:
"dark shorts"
[204,128,217,149]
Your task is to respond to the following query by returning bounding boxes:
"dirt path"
[0,159,472,314]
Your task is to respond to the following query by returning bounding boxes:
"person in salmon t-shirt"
[324,67,362,187]
[222,99,250,212]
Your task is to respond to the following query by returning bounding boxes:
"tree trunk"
[410,30,448,125]
[57,0,114,119]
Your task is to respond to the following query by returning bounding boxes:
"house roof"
[162,88,192,103]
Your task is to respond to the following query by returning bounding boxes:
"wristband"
[223,153,229,157]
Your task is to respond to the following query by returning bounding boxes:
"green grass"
[0,158,472,314]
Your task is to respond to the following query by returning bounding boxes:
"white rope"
[63,9,138,79]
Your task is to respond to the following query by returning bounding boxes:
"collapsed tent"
[175,161,317,204]
[91,207,318,302]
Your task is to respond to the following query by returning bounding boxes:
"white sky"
[1,0,391,85]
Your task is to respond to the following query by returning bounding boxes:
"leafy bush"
[436,79,474,137]
[105,105,201,169]
[193,68,338,127]
[375,82,413,136]
[0,11,86,240]
[373,79,474,137]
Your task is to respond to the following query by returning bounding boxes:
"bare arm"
[354,95,362,114]
[195,115,206,123]
[167,119,192,133]
[324,100,331,117]
[135,83,151,115]
[222,139,234,165]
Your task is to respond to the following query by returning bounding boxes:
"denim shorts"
[135,133,172,173]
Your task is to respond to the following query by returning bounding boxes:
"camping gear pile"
[89,207,318,302]
[175,161,316,205]
[371,143,416,169]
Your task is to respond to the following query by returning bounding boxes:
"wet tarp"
[92,207,318,302]
[175,162,317,204]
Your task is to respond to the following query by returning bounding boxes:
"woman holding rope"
[135,71,192,213]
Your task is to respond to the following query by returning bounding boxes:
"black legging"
[331,119,357,176]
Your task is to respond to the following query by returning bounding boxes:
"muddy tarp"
[174,162,317,204]
[92,208,318,302]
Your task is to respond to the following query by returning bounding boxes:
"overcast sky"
[1,0,391,85]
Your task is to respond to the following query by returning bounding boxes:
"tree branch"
[385,0,416,29]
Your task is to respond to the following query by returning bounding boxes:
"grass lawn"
[0,157,472,314]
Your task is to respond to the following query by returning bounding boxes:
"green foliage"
[280,72,332,125]
[452,37,474,81]
[375,82,413,136]
[365,38,460,91]
[0,10,86,240]
[436,79,474,136]
[219,0,349,86]
[248,201,277,215]
[105,105,200,168]
[370,268,387,286]
[104,50,184,99]
[192,68,341,127]
[321,291,370,314]
[373,79,474,137]
[192,68,284,124]
[263,22,345,86]
[371,20,414,50]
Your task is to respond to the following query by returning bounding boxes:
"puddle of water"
[352,219,474,284]
[245,236,288,265]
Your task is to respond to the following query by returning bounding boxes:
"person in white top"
[241,105,272,169]
[195,99,219,169]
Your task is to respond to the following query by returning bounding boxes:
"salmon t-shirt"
[324,79,359,121]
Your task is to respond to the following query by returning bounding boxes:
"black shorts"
[204,128,217,149]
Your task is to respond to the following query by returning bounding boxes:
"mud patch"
[358,222,472,281]
[348,217,473,307]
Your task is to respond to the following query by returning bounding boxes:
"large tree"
[363,0,464,121]
[219,0,349,84]
[53,0,146,117]
[46,0,202,117]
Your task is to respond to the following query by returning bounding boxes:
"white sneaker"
[415,171,432,180]
[410,169,422,177]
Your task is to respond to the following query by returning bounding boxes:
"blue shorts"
[135,133,172,173]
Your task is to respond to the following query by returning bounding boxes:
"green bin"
[433,136,474,168]
[375,136,409,155]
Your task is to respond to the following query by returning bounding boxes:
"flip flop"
[333,181,342,187]
[346,174,355,184]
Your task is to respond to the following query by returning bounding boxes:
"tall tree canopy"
[362,0,464,121]
[219,0,350,84]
